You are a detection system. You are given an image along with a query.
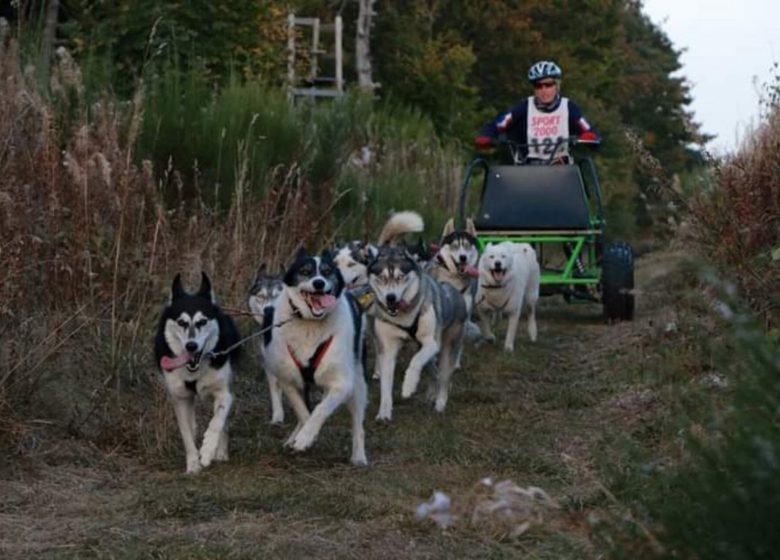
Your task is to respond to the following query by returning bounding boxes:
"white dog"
[475,242,540,352]
[260,248,368,465]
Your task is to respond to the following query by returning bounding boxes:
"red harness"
[287,336,335,410]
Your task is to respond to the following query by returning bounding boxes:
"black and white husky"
[260,248,368,465]
[154,272,241,474]
[248,264,286,424]
[368,212,469,420]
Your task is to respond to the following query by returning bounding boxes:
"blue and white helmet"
[528,60,563,83]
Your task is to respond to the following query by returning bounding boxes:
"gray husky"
[155,272,240,474]
[368,212,469,420]
[428,217,481,313]
[248,264,286,424]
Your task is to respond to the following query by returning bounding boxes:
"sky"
[641,0,780,154]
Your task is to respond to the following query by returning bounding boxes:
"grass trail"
[0,248,706,559]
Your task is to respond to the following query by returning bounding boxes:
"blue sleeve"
[481,99,529,138]
[567,99,601,140]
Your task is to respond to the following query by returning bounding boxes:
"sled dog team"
[155,211,540,473]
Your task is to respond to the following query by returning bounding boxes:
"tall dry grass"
[690,106,780,326]
[0,26,464,461]
[0,37,315,456]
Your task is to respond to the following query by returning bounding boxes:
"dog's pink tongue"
[314,294,337,310]
[463,265,480,278]
[161,353,190,372]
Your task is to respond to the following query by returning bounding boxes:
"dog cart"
[458,139,635,321]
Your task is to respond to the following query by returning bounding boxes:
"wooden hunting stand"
[287,14,344,99]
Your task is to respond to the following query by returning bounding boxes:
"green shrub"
[596,279,780,559]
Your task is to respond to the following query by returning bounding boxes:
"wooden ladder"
[287,14,344,99]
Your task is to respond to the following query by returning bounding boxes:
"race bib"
[527,97,570,160]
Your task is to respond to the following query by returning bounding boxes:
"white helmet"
[528,60,562,83]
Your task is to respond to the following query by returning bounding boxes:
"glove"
[475,135,496,149]
[578,131,600,144]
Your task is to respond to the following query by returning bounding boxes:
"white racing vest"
[527,96,570,161]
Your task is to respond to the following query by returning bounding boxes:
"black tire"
[601,242,635,321]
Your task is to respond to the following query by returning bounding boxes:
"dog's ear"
[254,263,267,280]
[171,273,186,301]
[295,246,308,260]
[466,218,477,238]
[197,272,215,302]
[441,217,455,239]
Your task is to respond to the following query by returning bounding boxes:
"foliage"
[60,0,289,92]
[656,303,780,559]
[136,65,462,239]
[690,93,780,326]
[371,2,482,140]
[596,280,780,559]
[46,0,710,242]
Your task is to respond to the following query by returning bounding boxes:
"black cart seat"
[474,165,593,231]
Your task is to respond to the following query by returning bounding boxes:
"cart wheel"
[601,242,634,321]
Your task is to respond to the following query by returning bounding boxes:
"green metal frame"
[476,233,600,286]
[458,156,606,290]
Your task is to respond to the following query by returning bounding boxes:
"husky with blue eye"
[154,272,240,474]
[260,248,368,465]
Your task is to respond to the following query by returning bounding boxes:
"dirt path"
[0,248,694,559]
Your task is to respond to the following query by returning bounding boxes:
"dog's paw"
[283,424,303,447]
[351,453,369,467]
[199,430,220,467]
[270,415,284,426]
[434,396,448,413]
[214,445,229,462]
[199,451,213,468]
[292,428,316,452]
[401,372,420,399]
[185,456,202,474]
[375,411,393,423]
[503,344,515,353]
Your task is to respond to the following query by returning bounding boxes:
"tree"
[355,0,378,93]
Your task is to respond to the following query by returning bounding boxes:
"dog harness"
[287,336,335,411]
[396,312,421,342]
[377,287,423,343]
[434,255,475,295]
[478,283,512,311]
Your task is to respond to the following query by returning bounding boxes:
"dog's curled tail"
[378,211,424,246]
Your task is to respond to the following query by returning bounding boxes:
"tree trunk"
[355,0,377,94]
[42,0,60,63]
